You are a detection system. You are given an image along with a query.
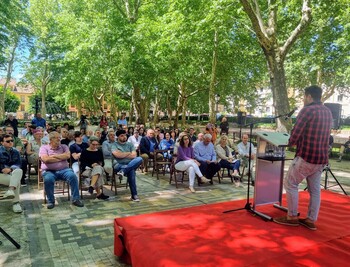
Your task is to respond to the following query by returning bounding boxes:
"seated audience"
[99,115,108,128]
[337,136,350,162]
[175,134,210,193]
[5,126,27,186]
[205,123,217,144]
[193,133,204,148]
[112,130,143,202]
[39,131,84,209]
[26,128,44,167]
[80,136,108,200]
[237,134,256,184]
[69,131,89,179]
[127,130,142,150]
[0,134,23,213]
[159,132,174,160]
[189,127,197,142]
[117,114,127,126]
[102,129,117,177]
[139,129,161,173]
[193,133,221,183]
[60,128,70,146]
[215,135,241,181]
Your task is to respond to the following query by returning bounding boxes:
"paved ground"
[1,156,349,267]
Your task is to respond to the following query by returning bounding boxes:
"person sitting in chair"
[193,133,221,184]
[80,136,108,200]
[39,131,84,209]
[0,134,23,213]
[215,135,241,183]
[175,134,210,193]
[139,129,161,173]
[237,133,256,185]
[112,130,143,202]
[337,136,350,162]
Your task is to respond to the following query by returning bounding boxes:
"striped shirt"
[288,102,332,164]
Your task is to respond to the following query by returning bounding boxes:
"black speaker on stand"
[324,103,342,129]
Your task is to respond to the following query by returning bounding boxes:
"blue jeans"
[114,157,142,197]
[43,168,80,204]
[284,157,324,221]
[219,159,241,171]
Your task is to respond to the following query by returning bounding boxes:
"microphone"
[284,108,297,120]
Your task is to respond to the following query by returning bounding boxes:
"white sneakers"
[12,203,23,213]
[1,189,15,199]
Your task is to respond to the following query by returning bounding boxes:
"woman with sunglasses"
[80,136,108,200]
[175,134,210,193]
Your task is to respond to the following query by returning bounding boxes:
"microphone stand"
[223,120,269,219]
[0,227,21,249]
[223,111,295,220]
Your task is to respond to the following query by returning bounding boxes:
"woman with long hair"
[175,134,210,193]
[99,115,108,128]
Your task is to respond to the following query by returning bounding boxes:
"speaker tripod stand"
[322,165,348,195]
[0,227,21,249]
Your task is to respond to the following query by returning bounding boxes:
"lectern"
[253,132,290,220]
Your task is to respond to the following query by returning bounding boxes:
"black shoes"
[72,199,84,207]
[88,186,94,194]
[47,203,55,209]
[97,193,109,200]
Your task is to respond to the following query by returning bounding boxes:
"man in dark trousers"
[274,85,332,231]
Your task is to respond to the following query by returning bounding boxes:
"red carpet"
[114,190,350,267]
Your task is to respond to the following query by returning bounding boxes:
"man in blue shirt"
[194,133,221,184]
[31,113,46,129]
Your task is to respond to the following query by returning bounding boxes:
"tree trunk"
[166,94,173,125]
[209,30,218,124]
[181,97,187,127]
[153,89,159,126]
[265,53,291,132]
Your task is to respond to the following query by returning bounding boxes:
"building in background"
[0,78,35,119]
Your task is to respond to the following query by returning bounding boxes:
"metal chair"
[38,158,70,204]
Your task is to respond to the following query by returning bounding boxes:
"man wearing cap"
[0,134,23,213]
[112,130,143,202]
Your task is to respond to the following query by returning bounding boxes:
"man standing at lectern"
[274,85,332,230]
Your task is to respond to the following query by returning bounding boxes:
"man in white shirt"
[127,130,142,150]
[237,134,256,184]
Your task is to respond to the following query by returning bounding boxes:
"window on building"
[266,107,271,113]
[21,96,25,102]
[337,94,343,102]
[20,104,25,111]
[104,104,107,109]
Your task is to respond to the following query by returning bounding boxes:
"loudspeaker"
[324,103,342,129]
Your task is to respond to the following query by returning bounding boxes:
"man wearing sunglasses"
[0,134,23,213]
[5,125,28,186]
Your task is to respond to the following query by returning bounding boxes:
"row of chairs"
[31,158,128,204]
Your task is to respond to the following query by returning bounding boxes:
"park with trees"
[1,0,350,130]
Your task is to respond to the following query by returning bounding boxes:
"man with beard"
[112,130,143,202]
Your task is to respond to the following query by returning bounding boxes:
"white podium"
[253,132,290,220]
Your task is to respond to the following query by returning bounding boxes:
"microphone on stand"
[284,108,297,120]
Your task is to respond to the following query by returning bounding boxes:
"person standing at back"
[274,85,332,231]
